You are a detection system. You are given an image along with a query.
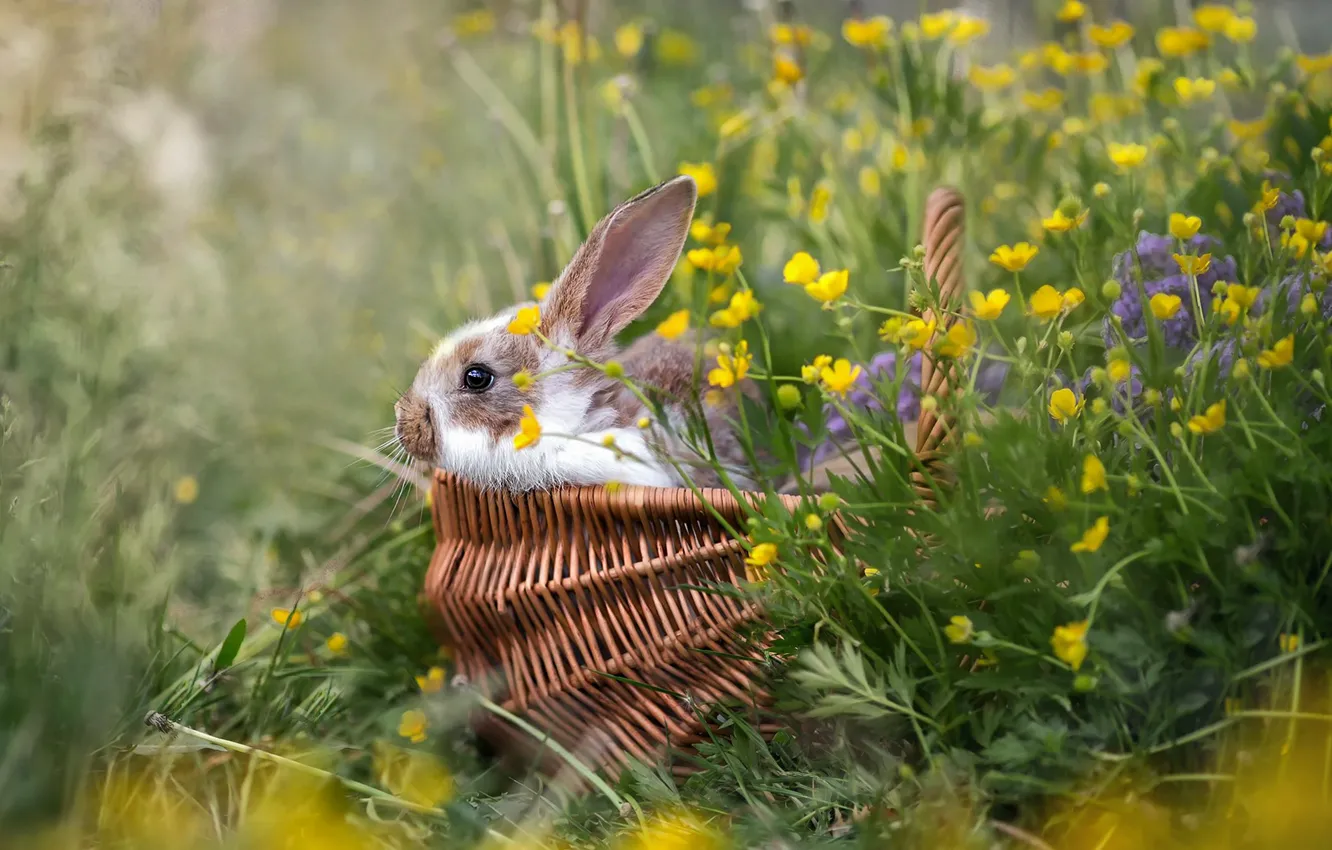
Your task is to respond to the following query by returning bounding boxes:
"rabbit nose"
[395,392,437,463]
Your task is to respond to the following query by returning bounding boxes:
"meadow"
[3,0,1332,847]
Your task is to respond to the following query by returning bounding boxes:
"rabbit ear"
[545,175,698,352]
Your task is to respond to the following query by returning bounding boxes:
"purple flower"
[1102,230,1238,350]
[1255,273,1332,321]
[1261,176,1332,250]
[1185,338,1240,381]
[804,348,1009,466]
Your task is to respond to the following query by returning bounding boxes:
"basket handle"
[911,187,966,508]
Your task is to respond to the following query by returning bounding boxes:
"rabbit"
[394,175,761,493]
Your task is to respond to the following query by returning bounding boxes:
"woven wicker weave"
[423,187,969,780]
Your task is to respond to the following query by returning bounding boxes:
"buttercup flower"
[1063,288,1086,310]
[326,632,348,654]
[1187,400,1227,435]
[1088,21,1134,49]
[802,354,833,384]
[990,242,1039,272]
[783,251,820,285]
[1225,15,1257,43]
[1169,213,1202,240]
[531,281,552,300]
[805,269,849,304]
[843,15,893,49]
[1107,142,1148,170]
[772,55,804,85]
[1051,620,1090,669]
[1258,334,1295,369]
[508,305,541,335]
[947,15,989,45]
[1081,454,1108,494]
[1029,285,1065,320]
[656,309,690,340]
[1173,253,1212,275]
[936,321,977,358]
[1149,293,1183,320]
[678,162,717,196]
[820,358,863,396]
[1055,1,1086,23]
[1042,208,1087,232]
[272,608,302,628]
[745,542,778,568]
[944,615,975,644]
[1104,231,1236,350]
[969,288,1010,319]
[1071,517,1110,554]
[709,289,760,327]
[919,11,955,39]
[514,405,542,449]
[902,318,937,350]
[1157,26,1209,58]
[415,666,445,694]
[708,341,752,388]
[1049,388,1084,423]
[1192,4,1235,32]
[398,710,428,743]
[1173,77,1216,103]
[969,64,1016,91]
[690,220,731,245]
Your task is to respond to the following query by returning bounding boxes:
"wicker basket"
[423,188,968,779]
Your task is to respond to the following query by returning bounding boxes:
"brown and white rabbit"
[394,175,759,492]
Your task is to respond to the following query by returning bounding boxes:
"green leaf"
[215,618,247,671]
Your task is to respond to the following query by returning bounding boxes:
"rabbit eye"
[462,365,495,393]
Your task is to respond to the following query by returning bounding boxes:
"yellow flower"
[1108,356,1132,383]
[948,15,989,45]
[454,9,496,37]
[531,281,552,301]
[801,354,833,383]
[1297,218,1329,243]
[1045,485,1068,511]
[690,244,744,275]
[783,251,821,285]
[1258,334,1295,369]
[1279,633,1301,653]
[902,318,937,350]
[415,666,446,694]
[808,181,833,223]
[1073,51,1109,74]
[656,309,690,340]
[1157,26,1209,58]
[398,709,428,743]
[843,16,893,49]
[173,475,199,505]
[1029,285,1065,320]
[1193,4,1234,33]
[1173,77,1216,103]
[1174,253,1214,276]
[1081,454,1108,494]
[1049,388,1084,423]
[936,321,977,358]
[514,405,541,450]
[1022,88,1065,112]
[1107,142,1148,170]
[858,166,882,198]
[1051,620,1091,669]
[968,288,1010,320]
[1070,517,1110,554]
[1168,213,1202,240]
[989,242,1039,272]
[1225,15,1257,43]
[770,23,813,46]
[272,608,302,628]
[876,318,903,345]
[678,162,717,197]
[805,269,849,305]
[1042,208,1087,232]
[772,55,804,85]
[374,743,455,808]
[690,220,732,245]
[1282,231,1311,260]
[1187,400,1227,435]
[1055,0,1086,23]
[1063,288,1086,310]
[709,289,760,328]
[968,64,1016,91]
[1093,182,1111,198]
[1088,21,1134,49]
[1297,53,1332,76]
[820,358,864,396]
[615,22,644,57]
[944,615,975,644]
[708,341,752,388]
[745,542,778,569]
[1302,292,1319,316]
[508,305,541,335]
[326,632,348,655]
[1149,293,1183,320]
[919,11,956,39]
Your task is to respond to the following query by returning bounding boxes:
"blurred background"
[2,0,1329,836]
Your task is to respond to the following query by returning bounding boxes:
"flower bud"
[1144,388,1162,406]
[921,395,939,413]
[1058,331,1075,350]
[1016,337,1028,355]
[1162,117,1181,134]
[1170,422,1184,439]
[1314,147,1326,163]
[1212,279,1229,297]
[913,244,926,259]
[804,513,823,531]
[1092,182,1110,198]
[1091,398,1108,415]
[1301,292,1318,316]
[1101,279,1122,300]
[777,384,803,410]
[1073,674,1098,693]
[1232,359,1252,381]
[1117,419,1135,437]
[818,492,842,512]
[1242,211,1258,229]
[1090,367,1108,385]
[605,361,625,378]
[1280,214,1296,231]
[637,416,652,429]
[1313,369,1325,388]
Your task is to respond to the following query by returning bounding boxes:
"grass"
[4,0,1332,848]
